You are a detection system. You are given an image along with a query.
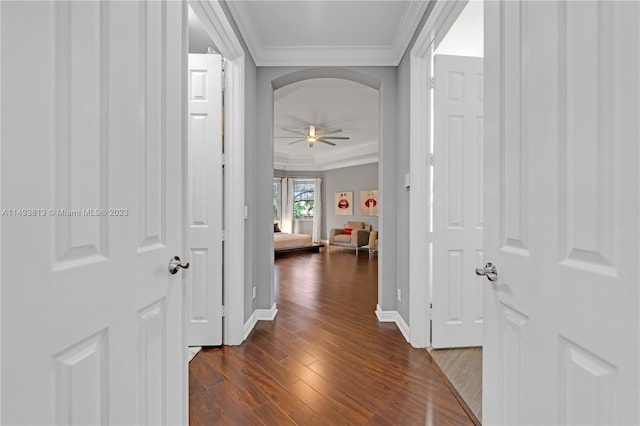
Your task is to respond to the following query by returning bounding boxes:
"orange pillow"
[343,228,352,235]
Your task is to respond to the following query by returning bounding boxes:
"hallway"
[189,249,476,425]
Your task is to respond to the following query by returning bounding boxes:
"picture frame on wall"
[335,191,353,216]
[360,189,379,216]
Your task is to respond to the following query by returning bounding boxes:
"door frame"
[187,0,245,346]
[183,2,245,421]
[408,0,468,348]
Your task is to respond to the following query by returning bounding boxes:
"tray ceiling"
[274,78,378,171]
[226,0,430,66]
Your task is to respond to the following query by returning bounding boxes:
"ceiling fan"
[275,125,350,147]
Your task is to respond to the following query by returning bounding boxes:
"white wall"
[188,5,217,54]
[434,0,484,58]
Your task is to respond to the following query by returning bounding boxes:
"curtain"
[313,178,322,242]
[281,177,294,234]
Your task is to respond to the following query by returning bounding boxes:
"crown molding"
[226,1,429,66]
[274,142,378,172]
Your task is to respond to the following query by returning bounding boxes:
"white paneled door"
[186,53,223,346]
[432,54,484,348]
[483,1,639,424]
[2,1,186,424]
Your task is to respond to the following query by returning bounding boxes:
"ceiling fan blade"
[281,128,307,136]
[319,129,343,135]
[287,139,307,145]
[275,136,310,138]
[317,139,337,146]
[319,136,350,140]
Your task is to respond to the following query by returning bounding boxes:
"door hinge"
[428,232,433,243]
[221,59,226,92]
[221,229,225,241]
[221,154,226,166]
[428,153,434,166]
[430,77,435,89]
[221,305,226,317]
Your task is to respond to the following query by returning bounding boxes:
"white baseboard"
[375,304,397,322]
[243,312,257,341]
[243,303,278,341]
[375,304,411,343]
[256,303,278,321]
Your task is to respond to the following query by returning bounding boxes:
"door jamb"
[409,0,467,348]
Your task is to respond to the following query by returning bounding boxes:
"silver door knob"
[168,256,190,275]
[475,262,498,282]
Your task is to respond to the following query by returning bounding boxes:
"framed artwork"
[360,189,379,216]
[335,191,353,216]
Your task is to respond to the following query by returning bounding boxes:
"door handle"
[168,256,190,275]
[475,262,498,282]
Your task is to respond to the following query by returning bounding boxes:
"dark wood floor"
[189,248,476,425]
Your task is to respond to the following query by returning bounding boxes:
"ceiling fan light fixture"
[280,125,349,148]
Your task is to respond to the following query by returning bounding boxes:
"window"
[293,181,314,219]
[273,179,281,220]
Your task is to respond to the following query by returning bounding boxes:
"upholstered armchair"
[368,230,378,257]
[329,221,371,254]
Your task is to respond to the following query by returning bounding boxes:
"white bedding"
[274,232,313,250]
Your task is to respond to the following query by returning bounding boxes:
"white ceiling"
[273,78,378,171]
[225,0,430,66]
[219,1,432,171]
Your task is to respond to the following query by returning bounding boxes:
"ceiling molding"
[226,1,430,66]
[388,1,431,64]
[253,46,401,67]
[274,142,378,172]
[191,0,244,59]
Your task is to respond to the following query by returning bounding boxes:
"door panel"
[432,54,484,348]
[186,53,223,346]
[483,1,639,424]
[1,1,185,424]
[139,0,167,251]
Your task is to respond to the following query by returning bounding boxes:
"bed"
[274,232,313,251]
[274,225,322,255]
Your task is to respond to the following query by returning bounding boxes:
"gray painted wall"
[396,53,411,322]
[256,66,398,314]
[244,57,257,322]
[274,163,379,240]
[324,163,379,237]
[394,2,435,324]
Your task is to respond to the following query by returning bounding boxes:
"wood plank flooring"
[189,248,476,425]
[429,348,482,422]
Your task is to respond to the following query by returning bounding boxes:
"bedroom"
[272,78,380,257]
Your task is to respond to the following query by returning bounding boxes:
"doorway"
[271,76,381,320]
[186,0,246,351]
[429,0,484,420]
[185,5,224,354]
[409,0,485,421]
[430,1,485,343]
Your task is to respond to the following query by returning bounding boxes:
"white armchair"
[329,221,371,254]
